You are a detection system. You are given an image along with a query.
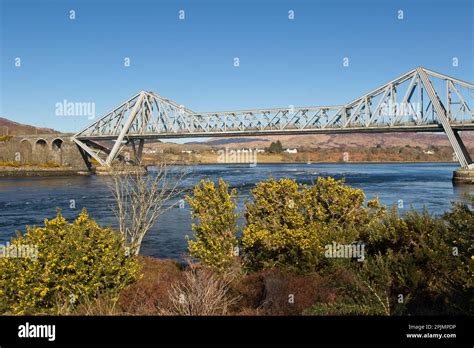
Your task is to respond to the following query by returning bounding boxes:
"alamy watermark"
[55,99,96,120]
[324,242,365,262]
[379,101,420,118]
[217,147,258,166]
[0,242,38,261]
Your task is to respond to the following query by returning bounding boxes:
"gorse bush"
[242,177,382,272]
[0,209,141,314]
[186,178,239,271]
[354,203,474,315]
[304,202,474,316]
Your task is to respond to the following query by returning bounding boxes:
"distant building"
[143,148,156,154]
[285,148,298,154]
[181,150,193,154]
[423,150,435,155]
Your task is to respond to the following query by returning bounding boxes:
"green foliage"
[303,264,391,315]
[242,177,382,272]
[0,209,141,315]
[186,178,239,271]
[267,140,283,153]
[305,301,386,315]
[356,203,474,315]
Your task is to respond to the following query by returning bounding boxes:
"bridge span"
[72,67,474,169]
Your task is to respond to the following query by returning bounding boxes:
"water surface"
[0,163,471,259]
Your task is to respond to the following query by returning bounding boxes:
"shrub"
[161,261,240,315]
[0,135,12,142]
[356,203,474,315]
[305,301,386,315]
[242,177,382,272]
[304,266,390,315]
[118,257,184,314]
[0,209,141,315]
[186,178,239,271]
[254,269,329,315]
[230,272,266,311]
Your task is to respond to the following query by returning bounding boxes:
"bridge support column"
[453,130,473,166]
[453,168,474,185]
[417,67,473,171]
[105,92,145,166]
[76,145,93,171]
[451,130,474,184]
[137,139,144,164]
[130,139,145,164]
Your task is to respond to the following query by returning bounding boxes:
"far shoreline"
[0,161,461,178]
[162,160,458,166]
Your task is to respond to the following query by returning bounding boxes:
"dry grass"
[231,269,335,315]
[0,160,62,168]
[74,294,122,315]
[68,257,374,316]
[118,257,184,315]
[0,161,21,167]
[161,261,241,316]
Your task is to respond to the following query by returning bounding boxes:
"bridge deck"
[75,124,474,141]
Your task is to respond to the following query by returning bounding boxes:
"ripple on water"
[0,163,471,259]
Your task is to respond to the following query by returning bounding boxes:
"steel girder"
[72,67,474,168]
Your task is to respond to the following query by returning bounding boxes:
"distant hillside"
[0,117,59,136]
[188,132,474,149]
[186,137,271,145]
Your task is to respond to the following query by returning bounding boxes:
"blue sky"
[0,0,473,140]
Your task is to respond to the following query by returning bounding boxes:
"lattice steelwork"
[73,67,474,168]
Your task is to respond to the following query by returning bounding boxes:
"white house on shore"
[285,148,298,154]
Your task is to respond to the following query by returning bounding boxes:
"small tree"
[268,140,283,153]
[111,161,185,255]
[186,178,239,271]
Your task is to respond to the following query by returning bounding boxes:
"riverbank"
[0,166,91,177]
[0,160,462,177]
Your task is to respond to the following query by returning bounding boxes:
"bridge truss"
[72,67,474,168]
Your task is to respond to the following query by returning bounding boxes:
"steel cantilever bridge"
[72,67,474,169]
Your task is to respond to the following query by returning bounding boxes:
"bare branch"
[109,161,189,255]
